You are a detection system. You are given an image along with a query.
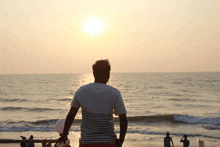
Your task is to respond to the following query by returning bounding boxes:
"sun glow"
[83,17,105,35]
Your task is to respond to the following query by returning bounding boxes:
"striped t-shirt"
[71,83,127,144]
[164,137,173,147]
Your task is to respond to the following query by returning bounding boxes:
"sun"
[83,16,105,35]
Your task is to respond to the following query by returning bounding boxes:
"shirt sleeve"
[71,94,81,108]
[113,93,127,116]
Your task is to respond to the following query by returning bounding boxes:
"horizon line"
[0,71,220,75]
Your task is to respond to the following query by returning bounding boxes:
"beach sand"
[0,144,188,147]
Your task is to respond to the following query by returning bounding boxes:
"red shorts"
[79,142,117,147]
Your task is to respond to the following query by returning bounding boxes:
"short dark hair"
[92,59,111,73]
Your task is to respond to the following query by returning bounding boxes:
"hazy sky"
[1,0,220,74]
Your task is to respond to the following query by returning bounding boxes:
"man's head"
[166,132,170,137]
[30,135,33,139]
[92,59,111,84]
[20,136,26,140]
[184,135,187,139]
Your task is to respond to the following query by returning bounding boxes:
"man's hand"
[118,138,125,147]
[116,138,123,147]
[55,134,68,146]
[55,107,78,146]
[118,113,127,147]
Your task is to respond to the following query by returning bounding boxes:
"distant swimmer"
[180,135,190,147]
[164,132,174,147]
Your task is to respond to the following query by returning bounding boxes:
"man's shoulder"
[85,83,119,91]
[164,137,172,140]
[104,84,121,96]
[75,83,120,95]
[80,83,93,89]
[75,83,93,93]
[106,84,120,91]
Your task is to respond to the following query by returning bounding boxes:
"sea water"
[0,72,220,147]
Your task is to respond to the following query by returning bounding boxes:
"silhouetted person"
[42,142,46,147]
[20,136,28,147]
[180,135,190,147]
[164,132,174,147]
[28,135,35,147]
[44,142,52,147]
[55,59,127,147]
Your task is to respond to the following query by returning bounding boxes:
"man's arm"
[118,113,128,147]
[63,107,79,135]
[56,107,79,145]
[180,137,184,142]
[171,138,174,147]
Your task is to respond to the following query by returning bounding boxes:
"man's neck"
[94,80,107,84]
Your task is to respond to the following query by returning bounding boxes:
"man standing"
[20,136,28,147]
[56,59,128,147]
[180,135,190,147]
[164,132,174,147]
[28,135,35,147]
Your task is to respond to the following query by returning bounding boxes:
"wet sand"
[0,144,186,147]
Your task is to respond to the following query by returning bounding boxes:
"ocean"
[0,72,220,147]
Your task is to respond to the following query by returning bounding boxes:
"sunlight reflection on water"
[78,73,94,88]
